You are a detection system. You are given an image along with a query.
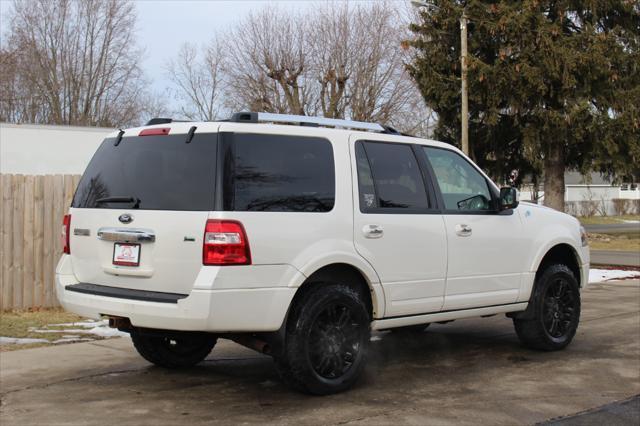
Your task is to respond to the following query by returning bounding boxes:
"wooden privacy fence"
[1,174,81,310]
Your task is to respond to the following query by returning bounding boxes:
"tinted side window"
[360,141,429,210]
[225,134,335,212]
[423,147,492,211]
[355,143,377,210]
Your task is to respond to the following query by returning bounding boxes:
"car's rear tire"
[513,264,581,351]
[131,331,216,368]
[275,283,370,395]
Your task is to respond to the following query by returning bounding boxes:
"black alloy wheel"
[514,263,581,351]
[308,302,364,379]
[542,276,578,340]
[275,283,370,395]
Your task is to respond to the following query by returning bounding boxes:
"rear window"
[357,141,429,210]
[222,133,335,212]
[72,133,217,211]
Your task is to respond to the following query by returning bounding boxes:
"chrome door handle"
[97,227,156,243]
[455,224,472,237]
[363,224,384,239]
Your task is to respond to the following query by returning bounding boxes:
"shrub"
[578,200,599,217]
[611,198,631,216]
[564,201,579,216]
[596,198,608,216]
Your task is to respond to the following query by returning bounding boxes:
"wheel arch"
[292,263,379,320]
[534,243,582,287]
[510,243,582,322]
[260,261,381,357]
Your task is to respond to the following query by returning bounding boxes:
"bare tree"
[2,0,148,127]
[166,42,224,121]
[165,1,435,136]
[308,5,351,118]
[224,8,312,115]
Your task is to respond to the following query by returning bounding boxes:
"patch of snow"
[47,320,106,328]
[32,318,129,339]
[29,328,94,334]
[589,268,640,283]
[0,336,49,345]
[30,327,129,338]
[621,220,640,224]
[87,326,129,338]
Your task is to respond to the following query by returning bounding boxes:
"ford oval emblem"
[118,213,133,224]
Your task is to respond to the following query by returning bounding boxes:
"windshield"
[72,133,217,211]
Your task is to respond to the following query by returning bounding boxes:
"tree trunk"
[543,143,565,211]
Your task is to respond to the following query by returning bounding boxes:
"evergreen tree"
[408,1,639,211]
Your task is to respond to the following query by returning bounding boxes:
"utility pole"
[460,9,469,156]
[411,1,470,155]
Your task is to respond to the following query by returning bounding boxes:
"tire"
[131,331,216,369]
[390,323,430,334]
[513,264,581,351]
[275,283,371,395]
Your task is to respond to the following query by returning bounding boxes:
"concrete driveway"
[2,280,639,426]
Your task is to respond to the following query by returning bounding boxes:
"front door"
[351,139,447,317]
[422,146,526,311]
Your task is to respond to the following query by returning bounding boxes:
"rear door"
[351,139,447,317]
[69,129,218,295]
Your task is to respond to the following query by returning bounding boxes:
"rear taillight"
[203,220,251,265]
[62,214,71,254]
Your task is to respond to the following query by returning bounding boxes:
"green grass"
[0,309,88,352]
[578,215,640,225]
[588,232,640,252]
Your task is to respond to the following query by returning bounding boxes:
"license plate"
[113,243,140,266]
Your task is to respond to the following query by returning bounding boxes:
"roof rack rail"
[229,112,386,132]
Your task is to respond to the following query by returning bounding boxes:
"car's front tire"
[131,331,216,368]
[513,264,581,351]
[275,283,370,395]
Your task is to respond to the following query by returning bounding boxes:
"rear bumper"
[56,267,296,333]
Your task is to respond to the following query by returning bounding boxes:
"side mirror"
[499,187,519,210]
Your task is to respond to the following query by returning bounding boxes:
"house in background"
[1,122,112,175]
[520,171,639,216]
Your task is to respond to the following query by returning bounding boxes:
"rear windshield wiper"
[95,196,140,208]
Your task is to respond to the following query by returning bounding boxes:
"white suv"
[57,112,589,394]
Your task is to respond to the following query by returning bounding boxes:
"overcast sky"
[1,0,402,100]
[135,0,332,93]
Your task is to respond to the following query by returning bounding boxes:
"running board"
[372,303,528,331]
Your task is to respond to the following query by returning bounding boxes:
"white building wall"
[0,123,113,175]
[519,184,638,215]
[565,185,619,202]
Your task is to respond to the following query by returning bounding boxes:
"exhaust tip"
[107,316,131,330]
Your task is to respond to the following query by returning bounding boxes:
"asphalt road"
[1,280,639,426]
[584,223,640,234]
[543,395,640,426]
[591,250,640,267]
